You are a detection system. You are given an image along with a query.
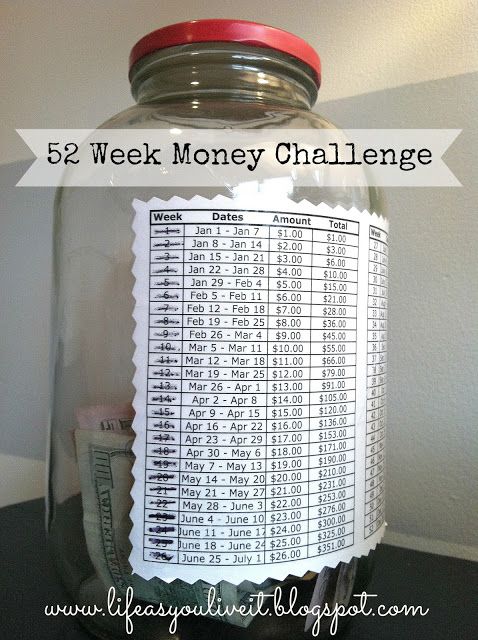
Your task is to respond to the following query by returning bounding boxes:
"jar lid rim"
[129,19,321,87]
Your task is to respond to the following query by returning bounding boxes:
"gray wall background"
[1,0,477,560]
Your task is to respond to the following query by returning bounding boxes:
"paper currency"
[76,402,135,433]
[74,430,135,594]
[304,558,358,633]
[74,429,277,627]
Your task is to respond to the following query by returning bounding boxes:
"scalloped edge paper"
[129,194,388,584]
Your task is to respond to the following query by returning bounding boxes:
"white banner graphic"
[16,128,461,187]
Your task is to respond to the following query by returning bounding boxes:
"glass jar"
[48,19,385,640]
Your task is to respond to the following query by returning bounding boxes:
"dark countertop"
[1,499,477,639]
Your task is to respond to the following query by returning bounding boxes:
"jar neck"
[129,43,318,110]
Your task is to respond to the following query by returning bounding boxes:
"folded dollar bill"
[75,402,135,433]
[74,429,280,627]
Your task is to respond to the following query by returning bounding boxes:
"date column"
[178,221,270,566]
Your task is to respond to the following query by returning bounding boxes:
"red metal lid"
[129,19,321,87]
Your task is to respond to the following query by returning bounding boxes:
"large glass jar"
[48,19,385,640]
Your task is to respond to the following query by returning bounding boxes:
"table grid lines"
[140,211,362,566]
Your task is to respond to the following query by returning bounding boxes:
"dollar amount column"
[365,226,388,538]
[178,218,270,566]
[308,220,358,558]
[266,224,312,564]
